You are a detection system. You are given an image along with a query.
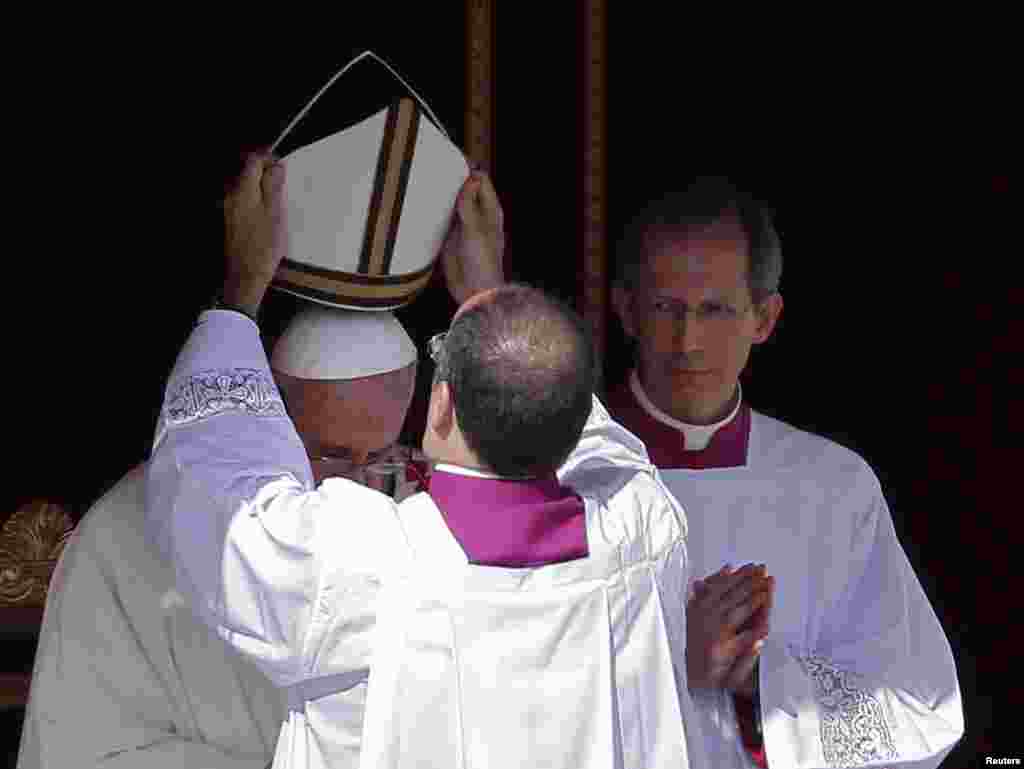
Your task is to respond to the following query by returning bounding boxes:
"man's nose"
[349,449,372,467]
[674,311,703,353]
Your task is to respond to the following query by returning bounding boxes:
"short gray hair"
[614,176,782,301]
[443,284,596,477]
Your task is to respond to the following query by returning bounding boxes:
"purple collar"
[428,469,588,568]
[605,378,751,470]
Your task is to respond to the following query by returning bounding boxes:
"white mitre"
[271,306,417,380]
[270,52,468,310]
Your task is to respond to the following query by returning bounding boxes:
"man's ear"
[427,381,455,440]
[612,283,637,338]
[752,292,783,344]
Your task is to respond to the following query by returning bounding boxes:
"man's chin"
[665,367,718,390]
[651,373,736,424]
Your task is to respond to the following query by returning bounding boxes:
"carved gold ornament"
[0,500,75,606]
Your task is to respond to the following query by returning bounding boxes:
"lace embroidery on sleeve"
[797,653,898,768]
[163,368,286,428]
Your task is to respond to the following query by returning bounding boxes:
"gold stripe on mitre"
[359,98,421,277]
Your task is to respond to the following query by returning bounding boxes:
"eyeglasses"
[428,331,449,382]
[647,297,755,326]
[310,445,425,498]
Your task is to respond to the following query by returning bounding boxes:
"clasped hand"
[686,563,774,698]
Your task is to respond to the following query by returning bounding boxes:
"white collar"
[629,370,743,451]
[432,463,512,480]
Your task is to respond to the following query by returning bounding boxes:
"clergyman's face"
[614,214,781,424]
[276,364,417,486]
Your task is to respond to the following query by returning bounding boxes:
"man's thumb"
[457,177,482,224]
[262,160,286,205]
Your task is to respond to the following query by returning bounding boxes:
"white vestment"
[17,465,286,768]
[144,310,707,769]
[609,376,964,768]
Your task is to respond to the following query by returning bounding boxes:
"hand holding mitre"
[440,169,506,307]
[221,151,288,318]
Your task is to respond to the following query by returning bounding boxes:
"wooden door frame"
[465,1,609,369]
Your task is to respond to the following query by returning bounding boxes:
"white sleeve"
[559,395,689,542]
[558,395,654,484]
[144,311,403,688]
[759,480,964,768]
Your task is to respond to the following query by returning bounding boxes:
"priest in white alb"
[608,176,964,768]
[15,132,453,767]
[16,245,428,769]
[144,153,709,768]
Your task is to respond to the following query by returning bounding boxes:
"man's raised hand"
[222,151,287,317]
[440,170,505,306]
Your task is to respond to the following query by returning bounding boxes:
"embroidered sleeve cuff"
[760,639,900,768]
[154,309,280,448]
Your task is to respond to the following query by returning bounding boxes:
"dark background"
[4,8,1014,767]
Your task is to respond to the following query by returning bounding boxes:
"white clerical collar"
[629,370,743,451]
[432,463,529,481]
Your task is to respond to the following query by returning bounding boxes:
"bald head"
[442,284,595,477]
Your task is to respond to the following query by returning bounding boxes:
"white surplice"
[609,374,965,769]
[144,310,707,769]
[17,465,286,769]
